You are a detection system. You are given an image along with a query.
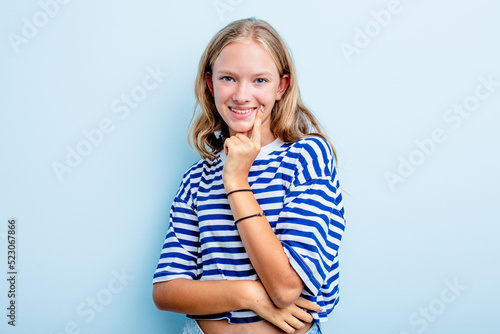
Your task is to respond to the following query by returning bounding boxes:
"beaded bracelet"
[225,189,253,198]
[234,212,266,225]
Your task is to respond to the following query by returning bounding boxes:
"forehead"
[213,40,278,75]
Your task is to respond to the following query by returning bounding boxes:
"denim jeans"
[181,317,322,334]
[181,318,204,334]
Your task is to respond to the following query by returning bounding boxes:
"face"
[206,39,289,144]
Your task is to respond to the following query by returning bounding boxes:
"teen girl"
[153,18,346,334]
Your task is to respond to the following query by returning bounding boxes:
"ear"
[205,72,214,96]
[275,74,290,101]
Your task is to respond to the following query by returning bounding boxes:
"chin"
[229,123,253,134]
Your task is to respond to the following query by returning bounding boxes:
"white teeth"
[230,107,254,114]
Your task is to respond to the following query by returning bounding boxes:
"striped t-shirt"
[153,136,346,324]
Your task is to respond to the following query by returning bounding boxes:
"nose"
[232,81,251,103]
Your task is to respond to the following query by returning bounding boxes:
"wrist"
[223,179,250,193]
[239,280,261,311]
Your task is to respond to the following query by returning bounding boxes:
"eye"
[220,76,234,82]
[255,78,268,84]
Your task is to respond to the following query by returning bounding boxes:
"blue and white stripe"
[153,136,346,324]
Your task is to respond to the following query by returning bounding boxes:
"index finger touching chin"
[251,105,264,145]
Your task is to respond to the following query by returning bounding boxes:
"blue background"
[1,0,499,333]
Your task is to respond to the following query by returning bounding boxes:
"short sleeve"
[275,137,345,297]
[153,196,201,283]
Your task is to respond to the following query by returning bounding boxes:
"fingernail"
[260,105,264,113]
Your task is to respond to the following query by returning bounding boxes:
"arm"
[153,278,249,315]
[226,187,304,308]
[153,278,320,333]
[222,111,304,308]
[154,158,321,332]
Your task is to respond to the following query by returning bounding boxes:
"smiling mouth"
[229,107,256,115]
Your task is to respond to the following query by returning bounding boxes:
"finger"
[276,321,295,334]
[291,306,313,323]
[234,133,257,153]
[295,297,322,313]
[225,135,247,156]
[234,133,250,143]
[250,105,263,146]
[224,137,234,155]
[284,315,306,330]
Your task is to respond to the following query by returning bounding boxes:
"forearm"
[153,278,255,315]
[153,277,320,334]
[225,181,304,307]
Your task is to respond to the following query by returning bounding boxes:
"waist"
[197,318,316,334]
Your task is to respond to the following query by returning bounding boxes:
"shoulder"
[284,136,335,179]
[289,136,334,161]
[175,157,219,203]
[181,158,209,180]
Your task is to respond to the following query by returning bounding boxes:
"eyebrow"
[216,70,274,77]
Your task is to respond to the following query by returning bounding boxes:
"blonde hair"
[189,17,336,162]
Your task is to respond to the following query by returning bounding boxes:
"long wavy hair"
[189,17,336,162]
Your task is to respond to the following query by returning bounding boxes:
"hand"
[245,281,321,334]
[222,107,264,191]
